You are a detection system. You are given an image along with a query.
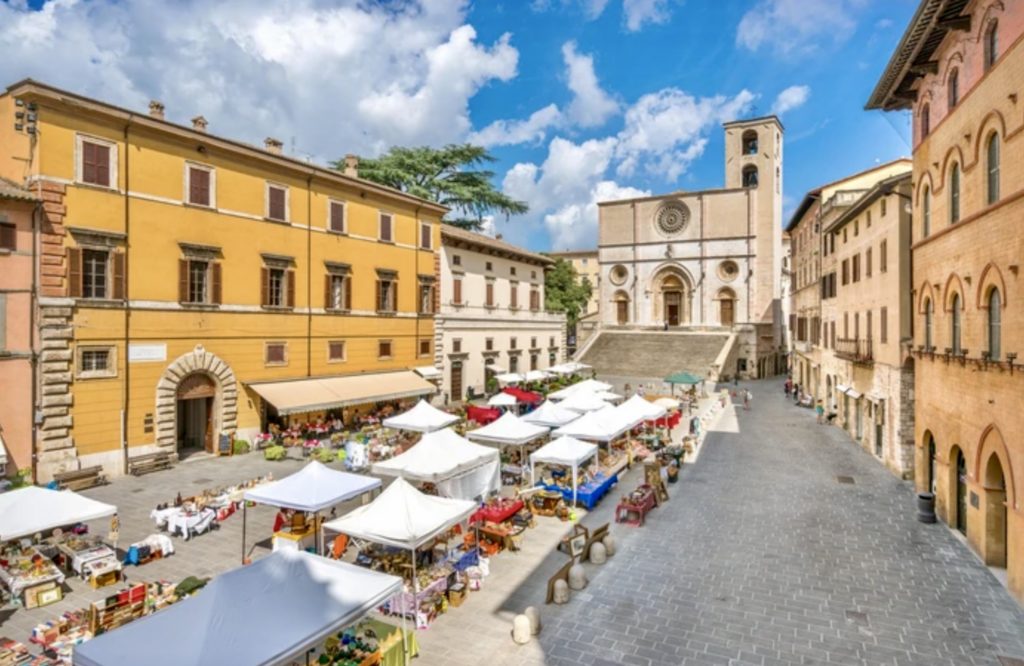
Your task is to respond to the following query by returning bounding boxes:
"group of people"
[785,378,838,425]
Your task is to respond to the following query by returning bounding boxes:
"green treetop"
[544,258,593,327]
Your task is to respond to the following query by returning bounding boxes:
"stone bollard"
[568,563,587,590]
[553,579,570,604]
[602,534,617,557]
[589,542,607,564]
[524,606,542,635]
[512,614,532,644]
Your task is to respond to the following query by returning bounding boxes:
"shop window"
[78,136,115,188]
[266,183,288,222]
[186,164,214,207]
[379,213,393,242]
[986,133,1000,205]
[328,341,346,363]
[265,342,287,366]
[378,340,393,359]
[76,346,116,379]
[329,200,346,233]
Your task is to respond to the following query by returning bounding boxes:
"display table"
[383,576,448,629]
[272,518,321,553]
[469,498,524,525]
[151,507,217,540]
[0,547,66,606]
[357,619,419,666]
[57,539,122,587]
[615,484,656,526]
[540,472,617,510]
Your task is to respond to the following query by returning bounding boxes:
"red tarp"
[651,412,682,429]
[502,387,543,405]
[467,405,502,425]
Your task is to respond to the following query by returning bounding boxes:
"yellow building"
[0,80,445,480]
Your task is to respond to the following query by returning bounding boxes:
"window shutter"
[212,263,222,304]
[179,259,189,302]
[82,142,97,184]
[0,224,15,250]
[325,274,333,310]
[392,281,398,312]
[376,280,381,310]
[112,252,125,300]
[453,279,461,304]
[68,248,82,298]
[260,268,269,306]
[286,269,296,308]
[95,144,111,187]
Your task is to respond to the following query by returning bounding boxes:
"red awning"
[502,387,543,405]
[466,405,501,425]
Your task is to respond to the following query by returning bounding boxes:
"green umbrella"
[663,371,703,385]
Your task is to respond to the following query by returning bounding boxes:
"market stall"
[557,389,613,413]
[554,405,640,477]
[0,487,117,607]
[548,378,612,401]
[617,394,667,423]
[372,428,500,500]
[547,362,592,376]
[529,435,598,505]
[487,392,518,409]
[73,550,405,666]
[502,386,543,406]
[323,479,478,629]
[381,400,459,434]
[493,372,524,385]
[241,461,381,560]
[466,404,501,425]
[522,370,551,383]
[466,412,550,485]
[521,400,580,428]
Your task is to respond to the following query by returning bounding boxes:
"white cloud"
[545,181,651,249]
[623,0,672,32]
[583,0,613,19]
[562,41,620,128]
[0,0,515,160]
[736,0,857,56]
[468,104,562,148]
[770,85,810,115]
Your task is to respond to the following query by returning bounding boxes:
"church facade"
[596,116,785,378]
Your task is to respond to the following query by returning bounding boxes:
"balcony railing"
[835,337,873,364]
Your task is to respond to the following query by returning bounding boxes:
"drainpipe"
[31,178,41,484]
[306,174,313,377]
[414,204,422,367]
[121,118,133,475]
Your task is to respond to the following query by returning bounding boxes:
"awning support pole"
[241,501,247,565]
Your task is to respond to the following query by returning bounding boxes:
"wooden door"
[616,301,628,325]
[720,299,734,326]
[956,451,968,534]
[665,292,681,326]
[451,362,463,403]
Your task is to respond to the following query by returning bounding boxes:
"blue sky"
[1,0,916,251]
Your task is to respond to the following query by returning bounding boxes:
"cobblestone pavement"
[528,379,1024,666]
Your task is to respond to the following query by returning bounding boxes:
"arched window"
[922,185,931,238]
[920,103,930,138]
[988,288,1001,360]
[924,298,934,350]
[985,21,999,70]
[742,130,758,155]
[986,133,1000,204]
[742,165,758,188]
[950,293,962,354]
[949,163,960,224]
[948,68,959,109]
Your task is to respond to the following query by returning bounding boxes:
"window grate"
[836,475,855,485]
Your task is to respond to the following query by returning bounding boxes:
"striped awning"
[249,371,437,416]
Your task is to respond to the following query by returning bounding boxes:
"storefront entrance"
[176,373,216,455]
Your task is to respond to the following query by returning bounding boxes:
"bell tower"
[723,115,783,323]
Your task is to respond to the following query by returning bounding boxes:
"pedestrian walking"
[743,389,752,410]
[793,384,800,403]
[815,401,825,424]
[784,378,792,396]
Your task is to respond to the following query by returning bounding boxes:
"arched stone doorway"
[155,345,238,456]
[982,452,1008,568]
[651,267,693,327]
[716,288,736,326]
[613,290,630,325]
[950,445,968,535]
[923,431,937,494]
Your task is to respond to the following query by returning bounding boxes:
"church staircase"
[577,331,731,382]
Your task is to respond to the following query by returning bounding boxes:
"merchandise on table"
[149,475,271,539]
[307,618,419,666]
[55,536,121,588]
[615,484,657,526]
[0,545,65,607]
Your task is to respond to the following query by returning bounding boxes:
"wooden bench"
[128,451,176,476]
[53,466,107,491]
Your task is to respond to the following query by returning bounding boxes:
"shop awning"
[845,388,863,399]
[0,487,117,541]
[414,366,442,380]
[243,461,380,512]
[248,370,436,415]
[73,551,402,666]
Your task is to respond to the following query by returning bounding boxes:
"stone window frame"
[75,133,118,190]
[264,341,288,367]
[184,160,216,209]
[76,344,117,380]
[265,181,290,223]
[327,198,347,234]
[327,340,346,364]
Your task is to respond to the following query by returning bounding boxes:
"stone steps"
[579,331,730,380]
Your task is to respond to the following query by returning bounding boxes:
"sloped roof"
[441,225,553,266]
[0,177,39,202]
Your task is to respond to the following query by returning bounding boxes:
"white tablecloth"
[151,507,217,540]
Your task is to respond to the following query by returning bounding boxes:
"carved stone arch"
[942,273,966,312]
[915,170,935,206]
[154,345,238,449]
[939,48,965,86]
[917,281,937,314]
[972,112,1005,173]
[974,423,1015,506]
[976,262,1007,309]
[974,0,1005,44]
[937,145,966,195]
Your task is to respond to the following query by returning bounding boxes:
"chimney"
[495,233,503,240]
[343,154,359,178]
[264,137,283,155]
[191,115,208,132]
[148,100,165,120]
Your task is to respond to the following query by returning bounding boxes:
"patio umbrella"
[663,371,703,385]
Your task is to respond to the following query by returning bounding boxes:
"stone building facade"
[597,116,785,378]
[868,0,1024,602]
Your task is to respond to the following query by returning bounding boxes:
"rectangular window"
[188,260,208,303]
[419,281,434,314]
[880,198,887,217]
[866,248,872,278]
[379,213,393,242]
[855,312,860,339]
[880,240,888,273]
[831,322,836,348]
[485,281,494,307]
[510,281,518,309]
[530,288,540,311]
[880,307,888,344]
[453,255,462,266]
[378,340,393,359]
[844,313,849,338]
[485,261,492,271]
[531,354,538,371]
[509,356,518,373]
[867,310,873,341]
[841,259,849,286]
[510,266,517,276]
[83,249,109,299]
[531,271,537,280]
[187,165,213,207]
[325,273,350,311]
[420,224,432,249]
[419,340,431,356]
[453,338,462,353]
[0,223,15,251]
[329,200,346,233]
[453,278,462,305]
[267,268,285,307]
[77,346,116,379]
[485,338,494,351]
[510,337,517,350]
[549,336,555,348]
[267,184,287,222]
[531,337,537,349]
[328,341,346,363]
[265,342,287,366]
[377,275,398,313]
[80,139,112,187]
[853,254,860,282]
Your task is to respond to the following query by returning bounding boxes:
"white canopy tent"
[548,378,613,400]
[487,392,518,408]
[371,428,500,500]
[466,412,550,447]
[654,397,681,410]
[617,394,668,422]
[382,400,459,433]
[73,550,404,666]
[558,390,612,413]
[547,362,592,376]
[529,436,597,504]
[241,461,381,560]
[594,391,624,403]
[494,373,524,384]
[522,400,580,428]
[523,370,551,382]
[0,487,116,542]
[554,405,638,443]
